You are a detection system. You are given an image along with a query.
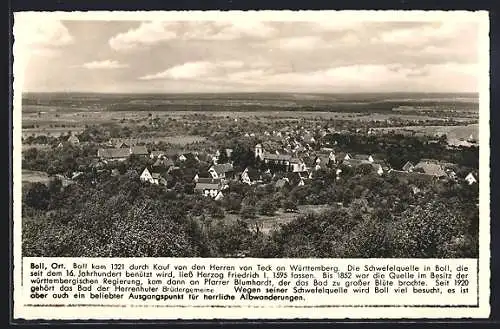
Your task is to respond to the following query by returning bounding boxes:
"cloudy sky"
[14,12,485,93]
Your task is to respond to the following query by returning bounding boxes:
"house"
[153,157,174,169]
[413,161,447,178]
[214,191,224,201]
[178,154,187,162]
[150,151,166,159]
[402,161,415,172]
[290,158,307,173]
[140,168,167,186]
[465,172,478,185]
[241,167,261,185]
[209,163,234,180]
[370,163,384,176]
[54,174,74,187]
[90,158,107,169]
[130,146,149,156]
[313,156,331,170]
[388,170,436,182]
[67,135,80,145]
[275,178,289,189]
[286,172,306,186]
[352,154,374,163]
[194,179,223,198]
[343,153,352,161]
[117,142,130,149]
[97,145,148,161]
[342,158,370,167]
[97,148,131,161]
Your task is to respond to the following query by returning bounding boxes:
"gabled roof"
[210,163,234,175]
[465,172,478,180]
[242,167,260,180]
[389,170,436,181]
[263,153,292,161]
[194,182,221,190]
[130,146,148,155]
[352,154,372,160]
[67,135,79,143]
[150,150,165,157]
[197,177,222,184]
[402,161,414,171]
[343,158,371,167]
[98,148,130,159]
[413,162,447,177]
[153,158,174,168]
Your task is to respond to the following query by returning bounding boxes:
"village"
[34,121,479,205]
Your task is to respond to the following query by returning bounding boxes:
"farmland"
[22,169,50,185]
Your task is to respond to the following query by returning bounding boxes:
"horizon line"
[21,91,479,95]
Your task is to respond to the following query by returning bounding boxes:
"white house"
[241,167,260,185]
[140,168,167,186]
[465,172,478,185]
[194,180,222,198]
[67,135,80,145]
[291,158,307,173]
[150,151,165,159]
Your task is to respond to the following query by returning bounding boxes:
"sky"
[14,12,486,93]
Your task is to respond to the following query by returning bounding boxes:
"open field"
[22,92,479,112]
[22,144,52,152]
[372,124,479,144]
[223,204,332,234]
[22,169,50,185]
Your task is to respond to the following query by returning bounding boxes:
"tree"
[218,148,229,164]
[258,199,276,216]
[24,183,50,210]
[240,204,256,219]
[223,192,242,213]
[282,198,298,213]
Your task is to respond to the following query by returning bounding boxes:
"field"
[224,204,333,234]
[372,124,479,145]
[22,169,50,185]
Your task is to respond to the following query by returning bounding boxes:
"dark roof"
[131,146,148,155]
[194,182,221,190]
[413,162,447,177]
[197,177,222,184]
[263,153,292,161]
[243,167,260,180]
[98,148,130,159]
[211,163,234,175]
[352,154,372,160]
[389,170,435,181]
[150,150,165,157]
[153,158,174,167]
[343,159,371,167]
